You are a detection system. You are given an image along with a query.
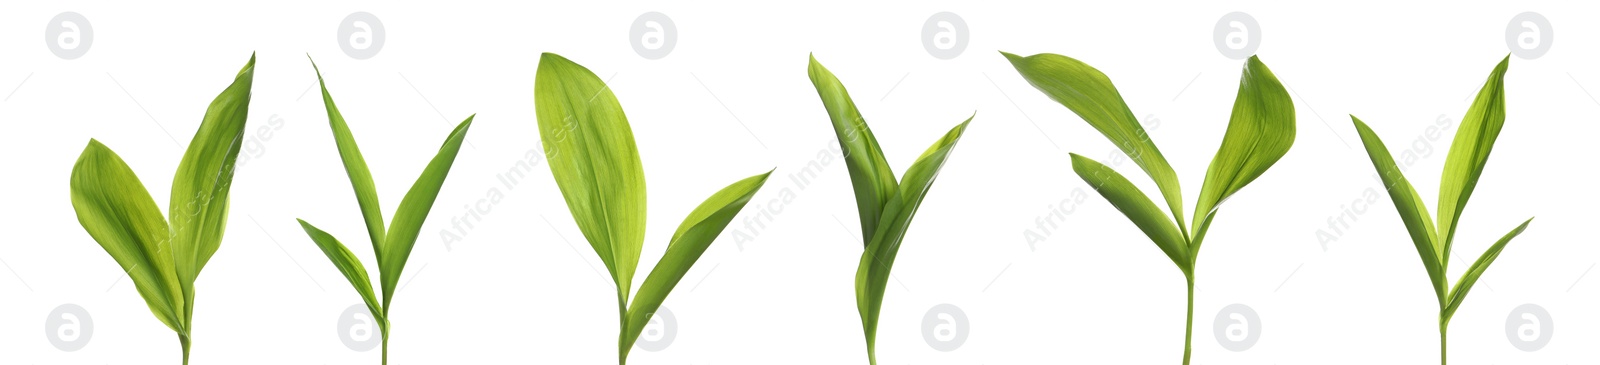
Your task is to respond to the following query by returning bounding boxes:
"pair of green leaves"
[1004,52,1294,276]
[534,53,773,364]
[295,59,475,364]
[69,54,255,363]
[807,55,973,365]
[1005,52,1295,364]
[1350,56,1531,335]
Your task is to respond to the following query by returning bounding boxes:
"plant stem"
[1439,321,1447,365]
[1183,275,1194,365]
[381,328,389,365]
[179,334,191,365]
[618,289,630,365]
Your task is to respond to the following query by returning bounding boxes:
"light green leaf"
[1068,153,1189,272]
[70,140,185,332]
[1351,116,1447,302]
[1190,56,1295,254]
[807,55,899,245]
[855,118,971,362]
[1003,51,1187,238]
[535,52,648,300]
[378,116,473,307]
[621,171,772,359]
[168,53,254,290]
[311,58,388,257]
[1442,218,1531,322]
[296,219,385,329]
[1436,56,1510,264]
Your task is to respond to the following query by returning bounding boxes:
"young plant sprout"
[535,52,773,365]
[1349,56,1531,365]
[69,54,255,364]
[294,58,475,364]
[807,55,973,365]
[1004,51,1295,364]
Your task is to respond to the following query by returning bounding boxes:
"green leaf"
[1351,116,1447,302]
[167,53,254,326]
[1067,153,1189,272]
[1002,51,1187,238]
[807,55,900,245]
[1190,55,1295,255]
[70,140,185,332]
[621,171,773,359]
[296,219,385,330]
[1436,56,1511,264]
[855,118,972,361]
[311,58,388,257]
[534,53,648,300]
[1442,218,1531,322]
[378,116,473,307]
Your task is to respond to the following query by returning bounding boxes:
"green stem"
[1183,275,1194,365]
[618,289,630,365]
[1439,321,1447,365]
[381,327,389,365]
[867,346,877,365]
[178,333,191,365]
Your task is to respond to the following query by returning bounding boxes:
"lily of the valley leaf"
[295,57,475,365]
[70,53,255,365]
[535,52,773,365]
[808,54,973,365]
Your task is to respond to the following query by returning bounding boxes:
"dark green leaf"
[807,55,900,245]
[1003,51,1187,238]
[1352,116,1447,302]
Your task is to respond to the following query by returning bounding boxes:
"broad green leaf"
[1436,56,1510,263]
[621,171,772,358]
[70,140,184,332]
[311,58,388,256]
[168,53,254,324]
[535,52,648,300]
[1442,218,1531,321]
[1190,56,1295,254]
[378,116,473,307]
[1352,116,1447,302]
[807,55,899,244]
[297,219,385,329]
[855,118,971,361]
[1003,51,1187,238]
[1068,153,1189,272]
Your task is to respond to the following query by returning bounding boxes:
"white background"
[1,1,1595,364]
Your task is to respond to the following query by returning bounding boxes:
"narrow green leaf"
[1190,56,1295,254]
[1002,51,1188,238]
[379,116,474,307]
[70,140,184,332]
[1442,218,1531,321]
[1351,116,1447,302]
[621,171,772,358]
[296,219,385,329]
[1068,153,1189,271]
[311,58,388,257]
[855,118,972,360]
[1436,56,1511,264]
[534,53,648,299]
[807,55,900,245]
